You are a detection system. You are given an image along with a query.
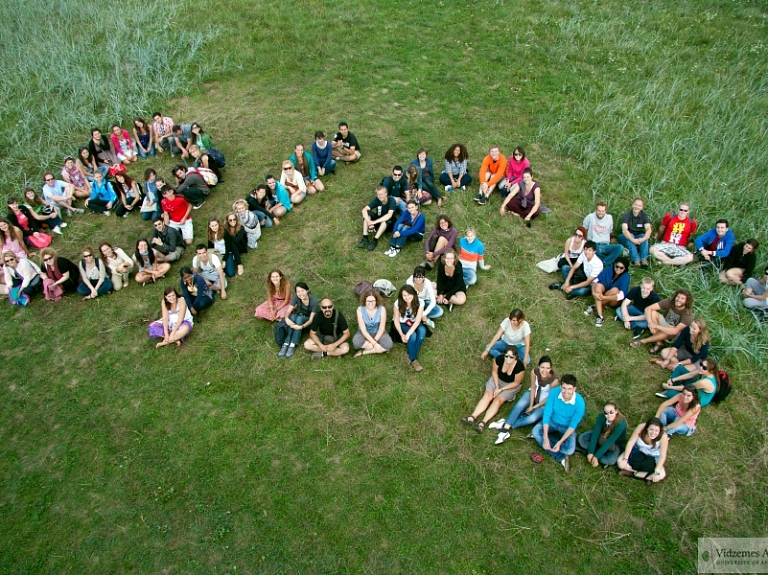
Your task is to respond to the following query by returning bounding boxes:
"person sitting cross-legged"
[549,240,603,300]
[583,201,623,266]
[618,417,668,484]
[719,240,759,287]
[618,198,652,267]
[353,289,393,357]
[474,145,507,206]
[385,200,425,258]
[576,401,627,467]
[358,185,396,252]
[650,202,698,266]
[583,256,630,327]
[616,277,660,340]
[331,121,361,163]
[629,289,693,354]
[304,298,351,360]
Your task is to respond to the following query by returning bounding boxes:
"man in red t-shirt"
[160,186,193,245]
[650,203,698,265]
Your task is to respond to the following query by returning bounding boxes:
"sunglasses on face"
[321,305,333,310]
[83,254,93,258]
[504,354,515,359]
[604,410,616,415]
[43,256,53,262]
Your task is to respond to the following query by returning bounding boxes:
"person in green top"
[191,123,214,152]
[577,401,627,467]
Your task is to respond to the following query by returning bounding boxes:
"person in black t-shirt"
[304,298,351,359]
[332,122,361,163]
[617,277,660,338]
[359,185,396,251]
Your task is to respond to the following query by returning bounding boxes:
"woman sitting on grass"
[6,198,51,250]
[557,226,588,270]
[458,227,490,286]
[207,217,242,278]
[113,172,142,218]
[277,282,319,359]
[23,187,66,234]
[39,247,79,300]
[99,242,134,291]
[280,161,307,204]
[439,143,471,191]
[433,249,466,311]
[140,168,162,221]
[191,123,214,151]
[132,117,155,159]
[655,386,701,437]
[77,245,113,300]
[224,212,248,274]
[2,251,42,303]
[390,284,428,372]
[618,417,668,484]
[499,168,541,227]
[657,358,719,408]
[385,201,425,258]
[148,287,193,348]
[406,265,442,325]
[254,269,292,321]
[490,356,559,444]
[651,318,709,372]
[60,156,92,199]
[576,401,627,467]
[189,144,222,182]
[353,288,393,357]
[0,217,32,261]
[290,143,324,194]
[462,345,526,433]
[719,239,759,286]
[233,201,261,250]
[424,215,457,270]
[480,308,531,365]
[410,148,444,207]
[405,164,432,205]
[110,124,138,164]
[133,238,170,285]
[84,171,117,215]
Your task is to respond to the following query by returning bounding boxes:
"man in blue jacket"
[694,219,735,270]
[531,374,586,472]
[584,257,631,327]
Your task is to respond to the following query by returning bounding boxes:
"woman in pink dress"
[254,269,292,321]
[0,217,30,259]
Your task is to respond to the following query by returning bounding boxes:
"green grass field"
[2,0,767,573]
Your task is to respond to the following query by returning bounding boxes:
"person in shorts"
[650,203,698,265]
[161,186,193,245]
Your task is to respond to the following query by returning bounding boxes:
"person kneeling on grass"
[462,345,526,433]
[385,201,425,258]
[490,356,559,445]
[629,289,693,354]
[617,277,660,340]
[583,257,630,327]
[618,417,668,484]
[576,401,627,467]
[304,298,351,360]
[359,185,396,252]
[353,289,393,357]
[531,374,585,473]
[549,240,603,301]
[148,287,193,348]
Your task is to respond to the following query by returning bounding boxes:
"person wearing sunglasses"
[76,246,113,300]
[557,226,588,270]
[584,256,631,327]
[280,161,307,205]
[304,298,351,360]
[41,173,83,217]
[2,251,42,304]
[576,402,627,467]
[39,247,79,300]
[650,203,698,265]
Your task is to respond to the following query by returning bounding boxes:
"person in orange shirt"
[474,145,507,205]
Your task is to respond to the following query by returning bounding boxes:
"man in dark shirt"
[359,185,396,251]
[618,198,652,268]
[150,217,185,262]
[380,166,409,213]
[332,122,361,163]
[304,298,351,359]
[616,277,660,338]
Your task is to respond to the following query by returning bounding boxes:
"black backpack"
[207,148,226,168]
[711,370,732,404]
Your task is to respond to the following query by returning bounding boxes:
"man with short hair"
[531,374,585,472]
[359,185,396,251]
[152,112,175,154]
[381,166,409,212]
[161,186,194,245]
[619,198,653,267]
[41,173,82,216]
[650,203,698,265]
[474,145,507,205]
[172,166,208,209]
[617,277,661,339]
[150,217,185,263]
[694,219,735,269]
[583,201,623,265]
[171,124,193,160]
[584,257,630,327]
[549,240,604,300]
[332,122,361,163]
[191,244,227,298]
[304,298,351,359]
[631,289,694,351]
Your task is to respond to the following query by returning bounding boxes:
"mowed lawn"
[1,0,767,573]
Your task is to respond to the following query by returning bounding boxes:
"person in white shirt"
[41,173,83,216]
[191,244,227,298]
[549,241,603,300]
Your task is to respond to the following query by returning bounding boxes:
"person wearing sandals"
[461,345,526,433]
[576,402,627,467]
[490,356,559,444]
[76,246,113,300]
[655,386,701,437]
[530,374,585,472]
[148,287,193,349]
[133,238,171,285]
[629,289,693,354]
[433,250,466,311]
[353,289,393,357]
[480,308,531,365]
[277,282,319,359]
[390,285,428,372]
[618,417,669,484]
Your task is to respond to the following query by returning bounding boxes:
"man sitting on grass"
[693,219,735,271]
[583,201,623,266]
[474,145,507,205]
[380,166,409,213]
[332,121,361,163]
[583,257,630,327]
[191,244,227,299]
[531,374,585,473]
[358,185,396,252]
[650,203,698,265]
[549,240,603,300]
[618,198,652,267]
[150,218,185,263]
[304,298,351,360]
[616,277,660,339]
[630,289,693,354]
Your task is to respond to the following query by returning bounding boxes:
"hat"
[373,279,396,297]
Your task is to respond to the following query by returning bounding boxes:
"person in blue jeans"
[531,374,585,472]
[278,282,319,359]
[386,201,425,258]
[180,267,214,316]
[576,402,627,467]
[550,241,603,300]
[655,386,701,436]
[616,277,660,339]
[391,285,427,372]
[490,356,559,444]
[312,131,336,177]
[583,201,624,266]
[618,198,652,267]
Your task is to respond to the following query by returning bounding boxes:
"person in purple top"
[583,256,630,327]
[423,215,457,270]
